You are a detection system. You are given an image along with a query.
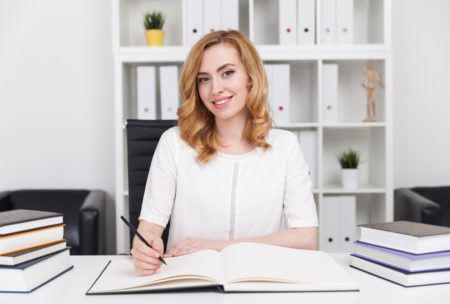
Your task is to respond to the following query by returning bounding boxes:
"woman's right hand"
[131,231,164,275]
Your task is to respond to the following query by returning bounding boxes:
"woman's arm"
[165,227,317,257]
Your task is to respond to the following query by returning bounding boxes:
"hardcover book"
[0,240,67,266]
[0,225,65,255]
[0,209,63,235]
[359,221,450,254]
[87,242,359,294]
[0,248,73,293]
[350,254,450,287]
[353,241,450,272]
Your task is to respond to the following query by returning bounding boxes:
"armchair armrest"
[0,191,11,211]
[394,188,441,225]
[79,190,105,255]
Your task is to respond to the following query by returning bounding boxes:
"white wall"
[1,0,449,254]
[0,0,116,253]
[393,0,450,187]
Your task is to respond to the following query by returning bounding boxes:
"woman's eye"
[197,77,209,84]
[223,70,235,78]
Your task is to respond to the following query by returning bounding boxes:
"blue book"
[353,241,450,272]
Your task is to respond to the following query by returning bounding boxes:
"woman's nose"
[211,77,224,95]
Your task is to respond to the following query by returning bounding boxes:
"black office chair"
[394,186,450,227]
[0,189,105,255]
[126,119,177,250]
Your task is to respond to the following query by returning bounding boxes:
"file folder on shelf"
[160,66,180,120]
[297,0,316,45]
[136,66,157,120]
[279,0,297,45]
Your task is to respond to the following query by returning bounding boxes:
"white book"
[0,240,66,266]
[336,0,353,44]
[159,66,180,120]
[270,64,291,125]
[203,0,221,34]
[322,63,338,123]
[338,196,356,252]
[298,130,317,187]
[136,66,157,120]
[87,242,358,294]
[184,0,204,46]
[279,0,297,45]
[220,0,239,30]
[320,0,336,44]
[297,0,316,45]
[322,196,340,252]
[0,225,64,255]
[351,255,450,287]
[0,249,72,293]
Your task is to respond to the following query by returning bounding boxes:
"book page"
[220,243,356,287]
[89,250,221,293]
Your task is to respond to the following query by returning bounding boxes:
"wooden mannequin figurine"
[361,61,384,122]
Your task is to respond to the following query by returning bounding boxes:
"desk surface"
[1,254,449,304]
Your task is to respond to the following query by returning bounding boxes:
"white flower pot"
[341,169,359,189]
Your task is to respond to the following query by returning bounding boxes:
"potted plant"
[143,11,165,46]
[338,148,360,189]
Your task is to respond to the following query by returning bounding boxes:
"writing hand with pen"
[122,216,166,276]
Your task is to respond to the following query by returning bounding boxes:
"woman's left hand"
[164,238,226,257]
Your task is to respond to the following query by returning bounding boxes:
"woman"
[131,30,318,275]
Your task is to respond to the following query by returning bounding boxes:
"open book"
[87,243,358,294]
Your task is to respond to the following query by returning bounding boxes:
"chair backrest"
[126,119,177,249]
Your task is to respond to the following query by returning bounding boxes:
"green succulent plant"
[338,149,360,169]
[143,11,165,30]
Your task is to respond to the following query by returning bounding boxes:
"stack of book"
[0,209,73,293]
[350,221,450,287]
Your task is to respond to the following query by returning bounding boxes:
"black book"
[0,209,63,236]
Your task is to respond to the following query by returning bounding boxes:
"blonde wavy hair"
[178,30,272,163]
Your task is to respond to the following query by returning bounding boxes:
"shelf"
[322,185,386,194]
[322,123,386,128]
[115,44,390,63]
[276,123,319,129]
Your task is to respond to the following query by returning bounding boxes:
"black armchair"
[394,186,450,227]
[0,189,105,255]
[126,119,177,250]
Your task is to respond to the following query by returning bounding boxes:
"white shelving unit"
[113,0,392,254]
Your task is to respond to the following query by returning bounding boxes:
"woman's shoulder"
[160,126,192,150]
[267,128,298,146]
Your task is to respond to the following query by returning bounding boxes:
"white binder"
[297,0,316,45]
[299,130,317,187]
[336,0,353,44]
[136,66,157,120]
[270,64,290,125]
[320,0,336,44]
[322,63,338,123]
[159,66,180,120]
[338,196,356,252]
[184,0,204,46]
[221,0,239,31]
[203,0,221,34]
[279,0,297,45]
[322,196,340,252]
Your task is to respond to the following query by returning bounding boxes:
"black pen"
[120,216,167,265]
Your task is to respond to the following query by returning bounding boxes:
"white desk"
[1,254,449,304]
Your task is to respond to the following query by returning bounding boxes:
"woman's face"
[197,43,249,122]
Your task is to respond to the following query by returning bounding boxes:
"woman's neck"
[215,112,254,154]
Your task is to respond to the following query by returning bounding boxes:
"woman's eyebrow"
[198,63,236,75]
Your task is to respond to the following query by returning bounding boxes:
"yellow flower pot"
[145,30,165,46]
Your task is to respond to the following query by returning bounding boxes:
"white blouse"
[139,127,318,247]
